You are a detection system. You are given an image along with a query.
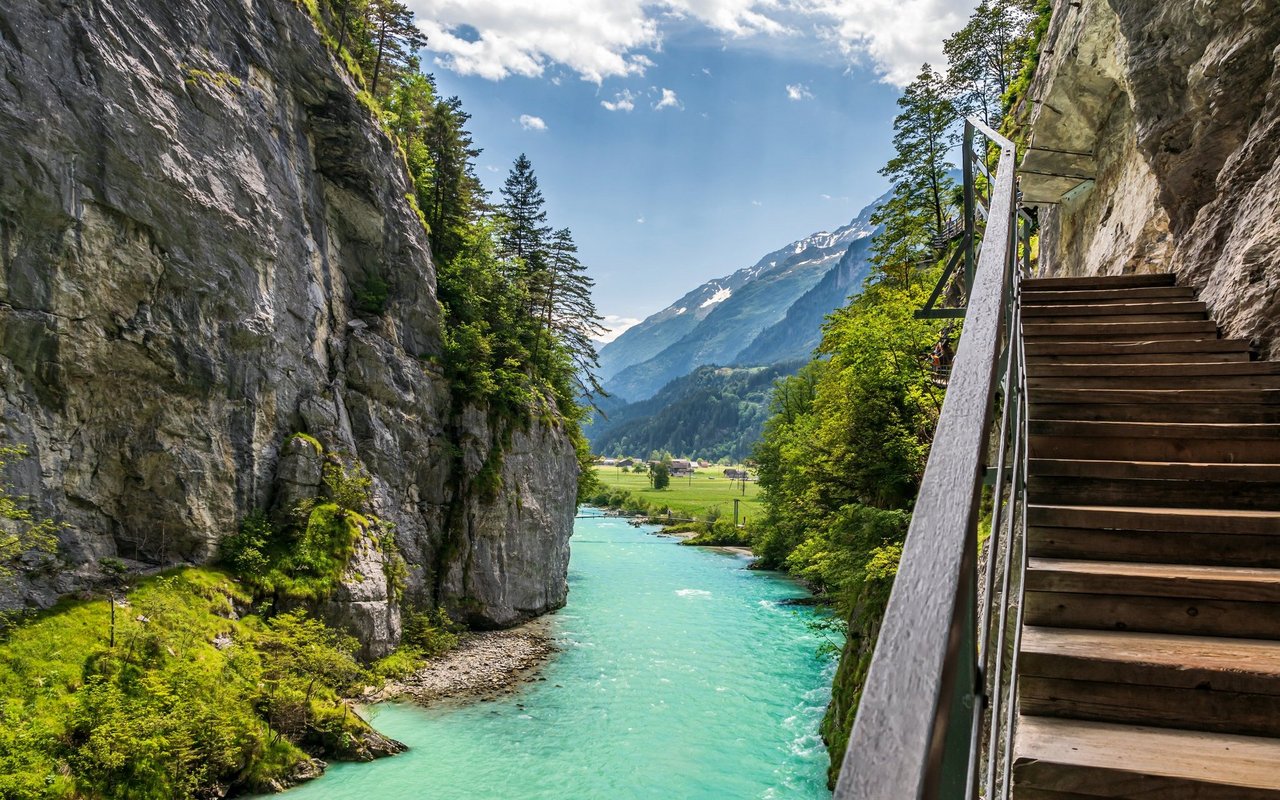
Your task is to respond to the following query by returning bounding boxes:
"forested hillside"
[588,363,802,462]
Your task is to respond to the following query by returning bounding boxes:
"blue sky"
[409,0,973,338]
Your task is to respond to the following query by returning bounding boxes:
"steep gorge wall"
[0,0,576,653]
[1024,0,1280,357]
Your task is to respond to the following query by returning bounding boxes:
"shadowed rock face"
[1025,0,1280,358]
[0,0,575,654]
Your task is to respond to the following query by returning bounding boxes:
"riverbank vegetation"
[748,0,1050,784]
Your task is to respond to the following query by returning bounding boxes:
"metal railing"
[834,117,1034,799]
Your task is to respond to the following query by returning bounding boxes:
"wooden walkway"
[1012,274,1280,797]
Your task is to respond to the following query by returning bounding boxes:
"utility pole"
[109,593,116,648]
[734,498,740,527]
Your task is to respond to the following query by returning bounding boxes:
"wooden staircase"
[1011,273,1280,798]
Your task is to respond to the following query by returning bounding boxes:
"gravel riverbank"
[367,616,557,705]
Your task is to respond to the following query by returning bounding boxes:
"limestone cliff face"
[1023,0,1280,357]
[0,0,575,653]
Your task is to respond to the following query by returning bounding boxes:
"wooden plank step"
[1023,301,1207,318]
[1027,351,1250,365]
[1022,286,1196,304]
[1031,388,1280,405]
[1031,402,1280,424]
[1028,505,1280,536]
[1028,475,1280,510]
[1013,717,1280,797]
[1028,526,1280,569]
[1029,361,1280,378]
[1022,274,1177,291]
[1028,460,1280,508]
[1029,460,1280,482]
[1030,373,1280,390]
[1025,558,1280,638]
[1028,420,1280,463]
[1028,558,1280,603]
[1025,339,1249,357]
[1019,628,1280,736]
[1023,320,1219,339]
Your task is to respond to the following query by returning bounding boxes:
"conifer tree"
[498,154,552,276]
[543,228,606,400]
[870,63,957,285]
[367,0,426,96]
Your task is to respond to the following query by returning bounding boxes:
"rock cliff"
[1022,0,1280,357]
[0,0,576,653]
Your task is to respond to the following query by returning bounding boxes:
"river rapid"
[268,512,837,799]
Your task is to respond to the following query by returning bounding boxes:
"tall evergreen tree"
[366,0,426,96]
[498,154,552,274]
[543,228,606,400]
[870,63,957,285]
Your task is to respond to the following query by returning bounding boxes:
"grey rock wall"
[1023,0,1280,358]
[0,0,576,653]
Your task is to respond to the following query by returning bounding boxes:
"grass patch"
[0,568,375,799]
[590,466,764,522]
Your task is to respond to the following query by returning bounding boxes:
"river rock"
[0,0,576,648]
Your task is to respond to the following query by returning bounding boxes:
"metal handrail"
[835,117,1033,799]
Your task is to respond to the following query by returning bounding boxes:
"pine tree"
[366,0,426,96]
[871,63,957,285]
[543,228,606,401]
[498,154,552,275]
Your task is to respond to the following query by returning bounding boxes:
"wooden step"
[1027,351,1250,365]
[1030,389,1280,423]
[1025,558,1280,638]
[1028,459,1280,510]
[1029,526,1280,569]
[1024,339,1250,357]
[1013,717,1280,798]
[1029,373,1280,391]
[1028,362,1280,378]
[1028,420,1280,463]
[1028,505,1280,536]
[1022,274,1177,291]
[1023,301,1207,319]
[1022,286,1196,304]
[1019,627,1280,736]
[1023,320,1220,340]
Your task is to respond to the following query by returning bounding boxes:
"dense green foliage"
[750,0,1048,785]
[0,569,377,799]
[588,363,801,462]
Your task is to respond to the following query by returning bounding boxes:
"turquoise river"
[268,512,837,799]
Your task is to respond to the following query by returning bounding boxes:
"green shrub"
[353,274,389,315]
[220,510,274,579]
[401,606,460,657]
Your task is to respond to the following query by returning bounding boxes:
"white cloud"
[519,114,548,131]
[820,193,832,200]
[636,216,646,223]
[794,0,970,86]
[601,89,638,112]
[785,82,814,100]
[751,199,763,206]
[654,88,683,110]
[410,0,971,88]
[594,315,643,343]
